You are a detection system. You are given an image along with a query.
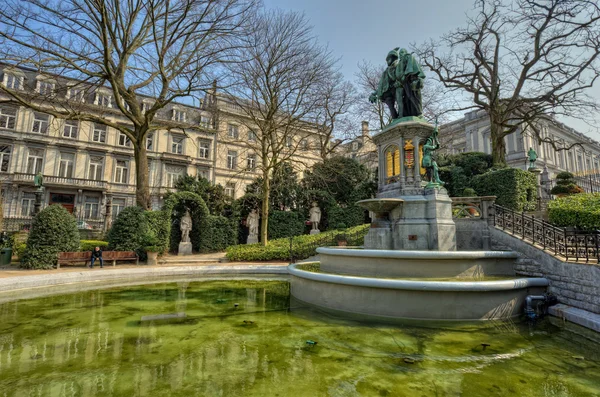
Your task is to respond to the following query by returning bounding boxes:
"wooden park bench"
[56,251,139,269]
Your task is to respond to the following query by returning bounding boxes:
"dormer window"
[36,78,55,96]
[142,101,152,114]
[3,73,23,90]
[172,109,186,122]
[67,87,86,103]
[94,91,112,108]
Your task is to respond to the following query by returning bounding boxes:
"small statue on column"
[33,172,44,215]
[309,202,322,235]
[527,148,538,170]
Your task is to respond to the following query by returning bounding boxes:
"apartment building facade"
[440,110,600,178]
[0,65,322,232]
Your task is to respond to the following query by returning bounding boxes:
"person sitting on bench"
[90,246,103,268]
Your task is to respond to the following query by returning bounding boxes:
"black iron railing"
[493,204,600,263]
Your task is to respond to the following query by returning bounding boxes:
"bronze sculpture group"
[369,48,442,187]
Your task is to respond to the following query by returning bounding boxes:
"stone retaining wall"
[490,227,600,315]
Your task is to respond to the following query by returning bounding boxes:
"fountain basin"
[317,247,519,278]
[288,263,549,321]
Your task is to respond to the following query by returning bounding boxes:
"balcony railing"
[12,173,107,189]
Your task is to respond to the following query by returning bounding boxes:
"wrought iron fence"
[493,204,600,263]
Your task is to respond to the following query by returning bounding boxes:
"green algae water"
[0,279,599,396]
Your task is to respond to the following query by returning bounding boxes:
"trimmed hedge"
[472,168,538,211]
[268,211,304,239]
[203,215,238,252]
[21,205,80,269]
[226,224,369,261]
[107,206,149,259]
[548,193,600,229]
[80,240,109,252]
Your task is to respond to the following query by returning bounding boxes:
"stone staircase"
[491,241,544,277]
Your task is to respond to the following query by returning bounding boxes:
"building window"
[247,154,256,170]
[166,165,185,188]
[352,141,359,151]
[0,107,17,130]
[67,88,86,102]
[95,92,112,107]
[63,120,79,139]
[301,138,309,151]
[227,124,239,139]
[0,145,11,172]
[198,139,211,159]
[142,102,152,114]
[146,133,154,151]
[112,198,126,219]
[83,197,100,218]
[31,113,49,134]
[225,182,235,198]
[171,135,184,154]
[227,150,237,170]
[26,148,44,174]
[248,130,257,142]
[200,116,212,128]
[92,123,107,143]
[21,193,36,216]
[577,154,583,172]
[88,155,104,181]
[115,160,129,184]
[172,109,186,122]
[37,80,54,96]
[117,132,131,147]
[286,136,293,148]
[4,73,22,90]
[58,152,75,178]
[198,167,209,180]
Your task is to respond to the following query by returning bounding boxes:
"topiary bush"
[550,171,583,196]
[80,240,109,252]
[21,205,80,269]
[268,211,304,239]
[548,193,600,229]
[472,168,538,211]
[203,215,237,252]
[226,224,369,261]
[107,206,149,259]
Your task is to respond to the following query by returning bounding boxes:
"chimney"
[361,121,369,137]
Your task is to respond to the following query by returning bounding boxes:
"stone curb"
[0,265,289,293]
[549,304,600,333]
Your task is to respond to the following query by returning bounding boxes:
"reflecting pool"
[0,279,599,396]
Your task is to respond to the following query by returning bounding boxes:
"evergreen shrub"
[472,168,538,211]
[548,193,600,229]
[326,205,365,230]
[107,206,149,258]
[21,205,80,269]
[203,215,237,252]
[268,211,304,239]
[550,172,583,195]
[144,210,170,254]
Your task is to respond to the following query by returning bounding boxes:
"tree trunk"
[489,117,507,166]
[260,173,271,246]
[134,142,151,209]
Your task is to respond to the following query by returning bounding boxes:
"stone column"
[377,144,384,190]
[33,188,43,215]
[104,193,113,232]
[413,136,421,184]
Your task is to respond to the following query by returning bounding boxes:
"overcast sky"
[263,0,600,140]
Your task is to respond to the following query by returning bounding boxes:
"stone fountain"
[288,47,548,322]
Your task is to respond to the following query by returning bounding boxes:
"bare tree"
[414,0,600,165]
[355,60,451,131]
[0,0,256,208]
[225,9,335,245]
[311,71,358,160]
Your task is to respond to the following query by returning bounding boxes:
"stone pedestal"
[309,229,320,235]
[247,235,258,244]
[178,242,192,256]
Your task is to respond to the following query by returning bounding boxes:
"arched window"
[385,145,400,183]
